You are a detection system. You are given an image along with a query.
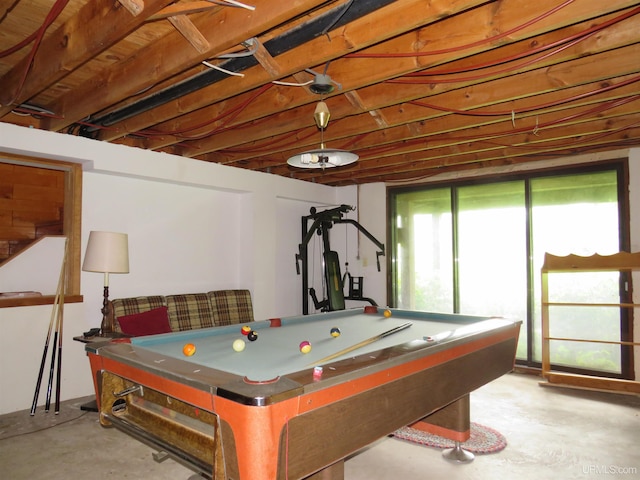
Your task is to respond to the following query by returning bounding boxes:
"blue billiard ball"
[330,327,341,338]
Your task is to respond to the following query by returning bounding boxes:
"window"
[0,153,82,306]
[389,161,631,377]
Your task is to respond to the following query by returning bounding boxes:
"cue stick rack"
[540,251,640,395]
[295,205,385,315]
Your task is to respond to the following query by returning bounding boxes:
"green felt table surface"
[130,308,506,382]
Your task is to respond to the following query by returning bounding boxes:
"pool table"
[86,307,520,480]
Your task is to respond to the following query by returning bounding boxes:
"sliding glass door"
[390,163,629,375]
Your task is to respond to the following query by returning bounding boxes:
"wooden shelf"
[544,302,640,308]
[0,294,82,308]
[542,372,640,395]
[541,252,639,395]
[542,252,640,272]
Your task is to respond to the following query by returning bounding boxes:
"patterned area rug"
[392,422,507,454]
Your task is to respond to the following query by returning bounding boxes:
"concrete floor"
[1,373,638,479]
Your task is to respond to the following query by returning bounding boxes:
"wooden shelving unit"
[541,252,640,395]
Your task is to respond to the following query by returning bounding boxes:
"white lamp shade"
[82,231,129,274]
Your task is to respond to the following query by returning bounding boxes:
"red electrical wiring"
[356,95,640,158]
[138,83,273,139]
[409,74,640,117]
[345,0,578,58]
[485,118,640,150]
[390,6,640,83]
[218,116,358,159]
[219,130,310,154]
[4,0,71,105]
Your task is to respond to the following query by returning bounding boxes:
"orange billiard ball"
[383,309,392,318]
[182,343,196,356]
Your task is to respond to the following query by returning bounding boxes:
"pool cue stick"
[49,240,68,413]
[30,241,67,416]
[54,259,66,414]
[45,308,59,412]
[309,321,413,366]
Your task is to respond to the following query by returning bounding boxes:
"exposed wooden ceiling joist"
[1,0,638,185]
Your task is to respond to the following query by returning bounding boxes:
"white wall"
[0,236,67,294]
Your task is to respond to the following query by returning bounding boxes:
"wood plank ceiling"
[1,0,639,186]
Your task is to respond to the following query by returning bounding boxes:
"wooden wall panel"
[0,163,64,261]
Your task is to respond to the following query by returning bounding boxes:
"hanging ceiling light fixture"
[287,101,358,169]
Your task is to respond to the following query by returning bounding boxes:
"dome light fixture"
[287,101,359,169]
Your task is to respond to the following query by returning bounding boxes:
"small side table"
[73,332,130,411]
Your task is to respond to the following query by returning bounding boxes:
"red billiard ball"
[182,343,196,356]
[241,325,252,335]
[299,340,312,354]
[247,330,258,341]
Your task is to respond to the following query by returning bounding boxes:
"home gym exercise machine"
[295,204,385,315]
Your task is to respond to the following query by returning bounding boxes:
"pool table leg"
[410,394,470,441]
[304,460,344,480]
[409,394,474,463]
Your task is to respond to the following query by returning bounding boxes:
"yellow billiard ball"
[182,343,196,356]
[383,309,392,318]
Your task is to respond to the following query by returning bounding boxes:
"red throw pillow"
[117,306,172,336]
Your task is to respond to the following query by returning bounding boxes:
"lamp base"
[100,285,111,334]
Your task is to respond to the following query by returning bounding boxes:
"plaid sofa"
[108,289,254,334]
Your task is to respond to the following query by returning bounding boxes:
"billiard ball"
[241,325,252,336]
[330,327,341,337]
[247,330,258,341]
[383,309,392,318]
[182,343,196,356]
[299,340,312,354]
[232,339,246,352]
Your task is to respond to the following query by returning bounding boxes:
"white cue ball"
[232,338,246,352]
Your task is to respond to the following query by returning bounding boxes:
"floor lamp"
[82,231,129,334]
